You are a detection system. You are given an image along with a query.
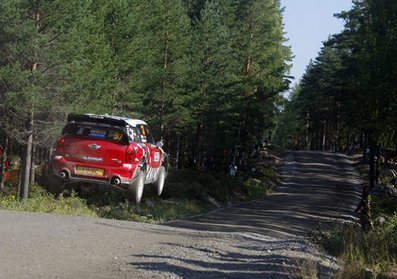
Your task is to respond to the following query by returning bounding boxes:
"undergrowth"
[310,159,397,278]
[0,184,97,217]
[0,162,278,223]
[316,216,397,277]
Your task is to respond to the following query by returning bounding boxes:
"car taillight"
[126,146,135,162]
[55,138,65,155]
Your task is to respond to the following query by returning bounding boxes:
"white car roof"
[78,114,148,127]
[124,118,147,127]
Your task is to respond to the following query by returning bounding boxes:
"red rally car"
[49,114,167,203]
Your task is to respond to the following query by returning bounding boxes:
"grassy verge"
[0,154,280,223]
[318,220,397,274]
[0,184,97,218]
[314,183,397,277]
[302,155,397,278]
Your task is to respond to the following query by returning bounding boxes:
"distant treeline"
[274,0,397,188]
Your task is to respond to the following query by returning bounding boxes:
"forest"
[4,0,397,202]
[0,0,291,198]
[274,0,397,191]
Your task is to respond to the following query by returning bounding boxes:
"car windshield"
[62,123,131,143]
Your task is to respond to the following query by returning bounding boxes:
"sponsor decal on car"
[154,152,160,162]
[82,155,104,162]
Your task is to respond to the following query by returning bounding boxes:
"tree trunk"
[20,113,34,200]
[368,134,376,190]
[159,19,170,137]
[375,147,380,185]
[30,143,36,185]
[233,123,242,166]
[356,132,376,231]
[362,133,368,163]
[194,123,202,167]
[20,10,40,199]
[175,135,180,171]
[305,111,310,150]
[111,88,118,115]
[0,135,9,193]
[322,123,326,151]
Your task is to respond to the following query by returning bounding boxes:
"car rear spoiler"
[67,114,128,128]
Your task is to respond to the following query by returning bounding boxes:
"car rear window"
[62,123,130,143]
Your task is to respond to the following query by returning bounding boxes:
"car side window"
[144,126,155,144]
[137,125,154,144]
[127,127,138,142]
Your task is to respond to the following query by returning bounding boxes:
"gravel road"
[0,151,362,278]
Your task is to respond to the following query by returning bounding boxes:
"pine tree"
[232,0,291,162]
[0,0,88,198]
[186,0,239,167]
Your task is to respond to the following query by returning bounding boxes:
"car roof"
[67,114,147,128]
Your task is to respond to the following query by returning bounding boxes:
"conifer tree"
[232,0,291,162]
[187,0,239,167]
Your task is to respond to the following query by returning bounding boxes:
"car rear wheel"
[47,169,64,199]
[127,169,145,203]
[154,166,166,196]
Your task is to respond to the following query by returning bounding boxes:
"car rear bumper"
[51,156,139,187]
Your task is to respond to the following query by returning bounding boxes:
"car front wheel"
[154,166,166,196]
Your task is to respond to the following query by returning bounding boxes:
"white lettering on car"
[82,155,104,162]
[154,152,160,162]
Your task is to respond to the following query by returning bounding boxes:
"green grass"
[372,195,397,218]
[0,184,205,222]
[291,259,319,279]
[0,184,97,217]
[317,217,397,276]
[0,162,278,223]
[312,161,397,278]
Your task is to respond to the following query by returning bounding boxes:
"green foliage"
[94,198,203,223]
[231,0,291,152]
[273,86,306,148]
[0,165,276,223]
[186,1,240,163]
[243,179,270,199]
[0,0,290,197]
[318,220,397,273]
[0,184,97,217]
[164,169,244,202]
[371,195,397,219]
[0,144,280,222]
[0,183,203,222]
[281,0,397,152]
[291,259,320,279]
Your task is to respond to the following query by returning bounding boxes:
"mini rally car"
[48,114,167,203]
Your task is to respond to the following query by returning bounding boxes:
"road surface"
[0,151,362,278]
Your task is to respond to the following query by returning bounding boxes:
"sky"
[280,0,353,84]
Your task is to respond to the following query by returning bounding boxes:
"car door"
[136,124,161,182]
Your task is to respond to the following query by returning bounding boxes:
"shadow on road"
[165,150,362,238]
[129,238,336,278]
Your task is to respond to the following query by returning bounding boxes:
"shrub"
[0,184,97,218]
[163,169,245,202]
[0,153,280,223]
[319,220,397,273]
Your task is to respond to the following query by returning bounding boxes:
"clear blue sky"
[280,0,353,84]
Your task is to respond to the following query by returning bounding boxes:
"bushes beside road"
[0,148,281,223]
[315,186,397,277]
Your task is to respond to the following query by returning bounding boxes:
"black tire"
[154,166,166,196]
[127,169,145,203]
[48,171,64,199]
